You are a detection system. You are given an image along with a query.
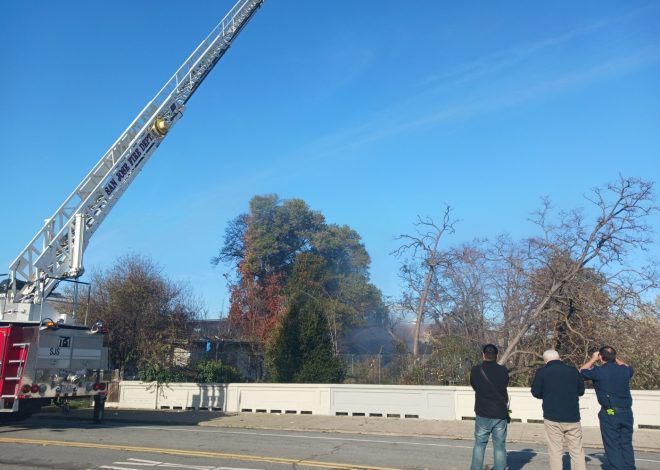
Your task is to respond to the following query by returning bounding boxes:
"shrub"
[137,360,245,384]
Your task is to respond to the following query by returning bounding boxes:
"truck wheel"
[93,395,106,423]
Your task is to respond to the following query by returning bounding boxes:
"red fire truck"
[1,0,263,423]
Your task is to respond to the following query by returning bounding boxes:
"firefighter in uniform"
[580,346,636,470]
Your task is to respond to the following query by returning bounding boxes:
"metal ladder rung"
[2,377,21,380]
[12,343,30,347]
[1,394,18,398]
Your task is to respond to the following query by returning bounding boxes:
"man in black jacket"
[531,349,586,470]
[469,344,509,470]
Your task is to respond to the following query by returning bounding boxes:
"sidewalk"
[38,408,660,453]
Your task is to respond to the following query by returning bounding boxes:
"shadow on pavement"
[507,448,537,469]
[585,451,607,468]
[7,409,229,430]
[506,449,610,470]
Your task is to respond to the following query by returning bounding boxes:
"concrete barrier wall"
[453,386,602,427]
[329,385,457,420]
[117,382,660,428]
[231,383,327,414]
[157,383,226,411]
[119,382,226,411]
[119,382,159,410]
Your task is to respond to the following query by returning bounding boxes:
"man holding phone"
[581,346,636,470]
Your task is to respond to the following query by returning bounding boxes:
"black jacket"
[470,361,510,420]
[531,360,585,423]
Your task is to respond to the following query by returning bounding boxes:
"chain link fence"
[339,353,478,386]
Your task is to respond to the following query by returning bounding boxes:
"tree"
[391,176,659,385]
[265,253,345,383]
[497,176,658,365]
[88,254,202,377]
[428,243,492,346]
[214,195,387,348]
[494,252,615,381]
[602,300,660,389]
[392,206,457,355]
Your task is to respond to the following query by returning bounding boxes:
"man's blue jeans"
[470,415,508,470]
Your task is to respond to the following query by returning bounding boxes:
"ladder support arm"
[7,0,264,303]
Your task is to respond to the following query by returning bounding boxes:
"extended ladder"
[6,0,265,305]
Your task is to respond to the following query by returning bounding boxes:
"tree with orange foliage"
[214,195,387,359]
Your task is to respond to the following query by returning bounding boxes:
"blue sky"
[2,0,659,316]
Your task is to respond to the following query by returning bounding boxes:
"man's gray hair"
[543,349,560,362]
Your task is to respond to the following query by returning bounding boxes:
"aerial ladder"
[0,0,264,422]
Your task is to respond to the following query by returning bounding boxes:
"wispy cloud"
[182,5,660,197]
[418,4,658,91]
[300,44,660,161]
[421,23,604,89]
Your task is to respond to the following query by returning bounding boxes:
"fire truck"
[0,0,264,423]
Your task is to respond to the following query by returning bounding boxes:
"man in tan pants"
[531,349,586,470]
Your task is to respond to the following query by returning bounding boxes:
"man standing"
[470,344,509,470]
[581,346,636,470]
[531,349,586,470]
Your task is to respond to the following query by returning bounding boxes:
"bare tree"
[433,243,492,344]
[89,254,203,377]
[392,206,458,356]
[497,176,658,365]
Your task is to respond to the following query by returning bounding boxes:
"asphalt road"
[1,415,659,469]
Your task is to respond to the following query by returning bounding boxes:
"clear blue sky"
[2,1,659,316]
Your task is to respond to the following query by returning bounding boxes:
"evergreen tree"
[265,253,345,383]
[265,298,301,382]
[294,294,345,383]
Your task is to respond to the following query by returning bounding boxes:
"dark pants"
[598,408,636,470]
